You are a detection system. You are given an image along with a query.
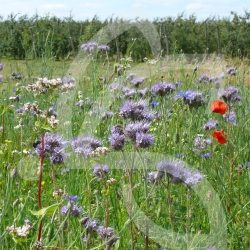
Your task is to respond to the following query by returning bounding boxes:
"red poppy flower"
[211,100,228,115]
[212,130,227,144]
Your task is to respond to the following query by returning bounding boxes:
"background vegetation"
[1,11,250,62]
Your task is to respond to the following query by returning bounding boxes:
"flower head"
[97,226,119,248]
[151,82,176,97]
[93,164,109,180]
[71,136,102,157]
[211,100,228,115]
[130,77,145,87]
[212,130,227,144]
[34,133,67,164]
[135,132,154,148]
[218,86,241,104]
[0,62,4,71]
[98,44,110,51]
[203,119,219,130]
[157,160,203,186]
[119,100,155,121]
[109,133,126,151]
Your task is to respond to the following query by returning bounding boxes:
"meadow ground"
[0,53,250,250]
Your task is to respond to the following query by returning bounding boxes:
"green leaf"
[41,125,54,132]
[30,203,60,217]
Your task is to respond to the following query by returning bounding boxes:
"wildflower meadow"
[0,18,250,250]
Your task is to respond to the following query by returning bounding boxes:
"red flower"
[212,130,227,144]
[211,100,228,115]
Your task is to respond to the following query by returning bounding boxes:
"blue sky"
[0,0,249,21]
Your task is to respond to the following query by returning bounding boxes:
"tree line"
[0,11,250,61]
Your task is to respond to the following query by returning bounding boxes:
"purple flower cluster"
[218,86,241,104]
[223,110,236,123]
[198,73,221,86]
[122,87,148,99]
[151,82,176,97]
[71,136,102,157]
[203,119,219,130]
[80,216,98,236]
[119,100,155,121]
[193,136,212,154]
[130,77,145,88]
[81,42,98,53]
[11,71,22,80]
[97,226,120,248]
[101,111,114,120]
[61,76,76,84]
[81,42,110,53]
[110,121,154,150]
[155,160,203,186]
[176,90,205,108]
[98,44,110,51]
[93,164,109,180]
[34,132,67,165]
[226,66,236,75]
[126,73,136,81]
[60,196,82,218]
[0,62,4,71]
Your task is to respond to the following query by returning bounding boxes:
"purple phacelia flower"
[71,136,102,157]
[226,66,236,75]
[111,125,124,135]
[203,119,219,130]
[34,133,67,165]
[97,226,120,248]
[119,100,155,121]
[0,62,4,71]
[61,76,76,84]
[102,111,114,120]
[218,86,241,104]
[126,73,136,81]
[80,216,98,233]
[48,106,57,117]
[93,164,109,180]
[60,205,69,216]
[98,44,110,51]
[130,77,145,87]
[223,110,236,122]
[183,90,204,108]
[157,159,203,186]
[148,171,164,184]
[0,74,3,82]
[193,136,212,153]
[71,204,82,217]
[124,121,150,140]
[135,132,154,148]
[109,133,126,151]
[151,82,176,96]
[81,42,98,53]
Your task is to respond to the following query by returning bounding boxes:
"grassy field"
[0,52,250,250]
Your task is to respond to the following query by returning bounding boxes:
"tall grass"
[0,45,250,250]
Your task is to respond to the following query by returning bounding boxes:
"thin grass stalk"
[37,132,45,245]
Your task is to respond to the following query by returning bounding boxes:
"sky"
[0,0,249,21]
